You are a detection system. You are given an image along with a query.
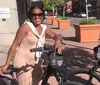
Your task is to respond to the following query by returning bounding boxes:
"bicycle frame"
[41,63,64,85]
[88,60,100,84]
[30,47,64,85]
[1,65,19,85]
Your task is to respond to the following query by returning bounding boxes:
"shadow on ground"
[45,42,97,71]
[63,36,76,42]
[62,47,97,71]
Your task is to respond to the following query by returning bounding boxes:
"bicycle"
[30,46,84,85]
[0,45,83,85]
[0,65,19,85]
[66,45,100,85]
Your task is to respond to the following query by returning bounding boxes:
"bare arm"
[45,28,62,53]
[5,24,29,65]
[0,24,29,74]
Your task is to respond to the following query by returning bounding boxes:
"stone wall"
[0,0,19,45]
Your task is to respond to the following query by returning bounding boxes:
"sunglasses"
[31,13,44,17]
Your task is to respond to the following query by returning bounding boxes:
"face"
[31,8,44,26]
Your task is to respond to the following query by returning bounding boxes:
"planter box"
[74,24,100,42]
[52,18,60,26]
[58,20,70,30]
[46,17,53,24]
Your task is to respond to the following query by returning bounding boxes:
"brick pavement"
[43,19,99,70]
[44,19,100,84]
[43,19,98,50]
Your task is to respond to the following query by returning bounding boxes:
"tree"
[42,0,70,16]
[51,0,64,7]
[41,0,65,16]
[50,0,65,16]
[41,0,52,11]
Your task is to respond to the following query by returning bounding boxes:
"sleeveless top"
[13,21,47,68]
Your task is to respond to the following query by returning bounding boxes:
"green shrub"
[80,19,100,25]
[56,16,61,18]
[61,17,69,20]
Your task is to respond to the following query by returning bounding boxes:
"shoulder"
[41,24,47,29]
[17,22,29,34]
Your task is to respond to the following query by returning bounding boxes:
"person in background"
[0,2,62,85]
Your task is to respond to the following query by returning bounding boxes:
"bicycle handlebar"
[30,38,65,53]
[30,47,43,52]
[4,67,19,74]
[30,47,53,53]
[30,46,63,67]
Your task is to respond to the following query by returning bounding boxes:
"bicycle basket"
[93,45,100,60]
[49,51,63,68]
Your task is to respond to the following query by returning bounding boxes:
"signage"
[0,8,10,18]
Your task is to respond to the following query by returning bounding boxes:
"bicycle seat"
[4,65,19,74]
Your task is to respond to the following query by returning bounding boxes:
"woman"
[0,4,62,85]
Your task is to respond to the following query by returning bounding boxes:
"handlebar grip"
[3,70,12,74]
[3,68,19,74]
[30,47,43,52]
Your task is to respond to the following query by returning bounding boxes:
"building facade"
[72,0,100,18]
[0,0,19,45]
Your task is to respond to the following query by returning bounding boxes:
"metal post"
[52,6,54,17]
[63,2,66,17]
[85,0,88,20]
[63,6,65,17]
[85,0,91,20]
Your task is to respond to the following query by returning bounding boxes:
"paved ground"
[43,18,99,70]
[0,18,99,70]
[44,18,100,84]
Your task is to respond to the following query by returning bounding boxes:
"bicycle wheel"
[66,69,100,85]
[63,81,84,85]
[0,77,11,85]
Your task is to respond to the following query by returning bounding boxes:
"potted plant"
[52,16,61,26]
[56,16,61,18]
[58,17,70,30]
[74,19,100,42]
[46,17,53,24]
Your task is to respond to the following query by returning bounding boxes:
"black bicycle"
[30,46,84,85]
[66,45,100,85]
[0,45,83,85]
[0,65,19,85]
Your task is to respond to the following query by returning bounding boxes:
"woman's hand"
[55,40,62,54]
[45,28,63,53]
[54,34,62,54]
[0,64,8,75]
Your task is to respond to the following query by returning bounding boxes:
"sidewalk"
[44,19,98,50]
[43,19,98,70]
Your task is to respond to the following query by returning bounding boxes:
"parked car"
[79,13,86,18]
